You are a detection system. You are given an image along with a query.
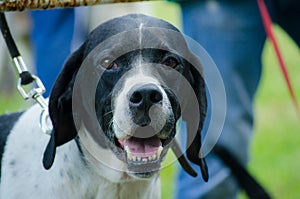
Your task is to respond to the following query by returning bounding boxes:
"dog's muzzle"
[111,81,178,178]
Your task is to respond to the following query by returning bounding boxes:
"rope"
[0,0,149,12]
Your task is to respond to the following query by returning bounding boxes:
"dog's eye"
[162,57,179,68]
[101,59,119,70]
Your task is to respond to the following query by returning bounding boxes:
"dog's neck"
[72,124,161,198]
[86,167,161,199]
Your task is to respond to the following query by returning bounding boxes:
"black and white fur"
[0,14,207,199]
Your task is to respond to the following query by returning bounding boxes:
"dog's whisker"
[108,119,114,128]
[103,110,114,117]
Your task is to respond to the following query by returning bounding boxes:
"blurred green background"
[0,2,300,199]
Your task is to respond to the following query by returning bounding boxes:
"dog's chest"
[88,178,161,199]
[0,105,161,199]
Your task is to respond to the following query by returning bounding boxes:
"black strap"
[0,12,35,85]
[214,145,272,199]
[0,12,20,58]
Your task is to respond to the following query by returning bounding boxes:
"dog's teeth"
[124,146,132,160]
[152,154,157,160]
[128,150,163,162]
[127,152,132,160]
[157,146,163,159]
[124,146,129,152]
[132,156,137,161]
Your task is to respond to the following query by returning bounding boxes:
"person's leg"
[176,1,266,198]
[30,9,75,96]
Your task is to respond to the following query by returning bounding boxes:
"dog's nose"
[129,84,163,110]
[128,84,163,126]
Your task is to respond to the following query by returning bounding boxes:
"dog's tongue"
[120,136,162,157]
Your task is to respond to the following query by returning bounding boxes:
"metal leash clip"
[40,109,53,135]
[1,13,53,135]
[13,56,53,135]
[13,56,46,102]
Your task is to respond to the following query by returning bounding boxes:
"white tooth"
[125,146,132,160]
[127,152,132,160]
[157,146,163,158]
[152,154,157,160]
[132,156,137,161]
[142,158,147,162]
[137,157,141,161]
[124,146,129,152]
[148,156,153,161]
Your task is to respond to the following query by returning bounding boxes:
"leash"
[0,12,53,135]
[257,0,300,118]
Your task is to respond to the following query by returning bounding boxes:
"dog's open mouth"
[116,135,169,177]
[118,136,163,163]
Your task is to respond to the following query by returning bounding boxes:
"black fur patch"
[0,111,23,178]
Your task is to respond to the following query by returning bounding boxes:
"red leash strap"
[257,0,300,118]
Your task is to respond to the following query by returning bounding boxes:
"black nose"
[128,84,163,126]
[129,84,163,110]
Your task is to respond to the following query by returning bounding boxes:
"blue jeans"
[176,1,266,199]
[30,9,75,97]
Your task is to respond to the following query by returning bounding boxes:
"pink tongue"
[124,136,162,156]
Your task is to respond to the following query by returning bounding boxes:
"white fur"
[0,104,160,199]
[113,66,172,140]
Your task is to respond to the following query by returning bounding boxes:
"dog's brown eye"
[162,57,179,68]
[102,59,119,70]
[106,62,118,70]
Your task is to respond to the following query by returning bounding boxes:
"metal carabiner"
[39,109,53,135]
[1,13,53,135]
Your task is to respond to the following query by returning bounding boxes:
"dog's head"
[43,14,207,180]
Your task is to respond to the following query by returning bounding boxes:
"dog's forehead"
[93,14,179,38]
[84,14,183,55]
[78,14,204,80]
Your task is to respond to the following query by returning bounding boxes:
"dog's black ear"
[182,59,209,182]
[43,44,85,170]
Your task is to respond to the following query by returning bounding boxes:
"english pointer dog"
[0,14,208,199]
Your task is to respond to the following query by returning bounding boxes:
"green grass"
[1,5,300,199]
[0,93,28,114]
[248,26,300,199]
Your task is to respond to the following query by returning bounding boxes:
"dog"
[0,14,208,199]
